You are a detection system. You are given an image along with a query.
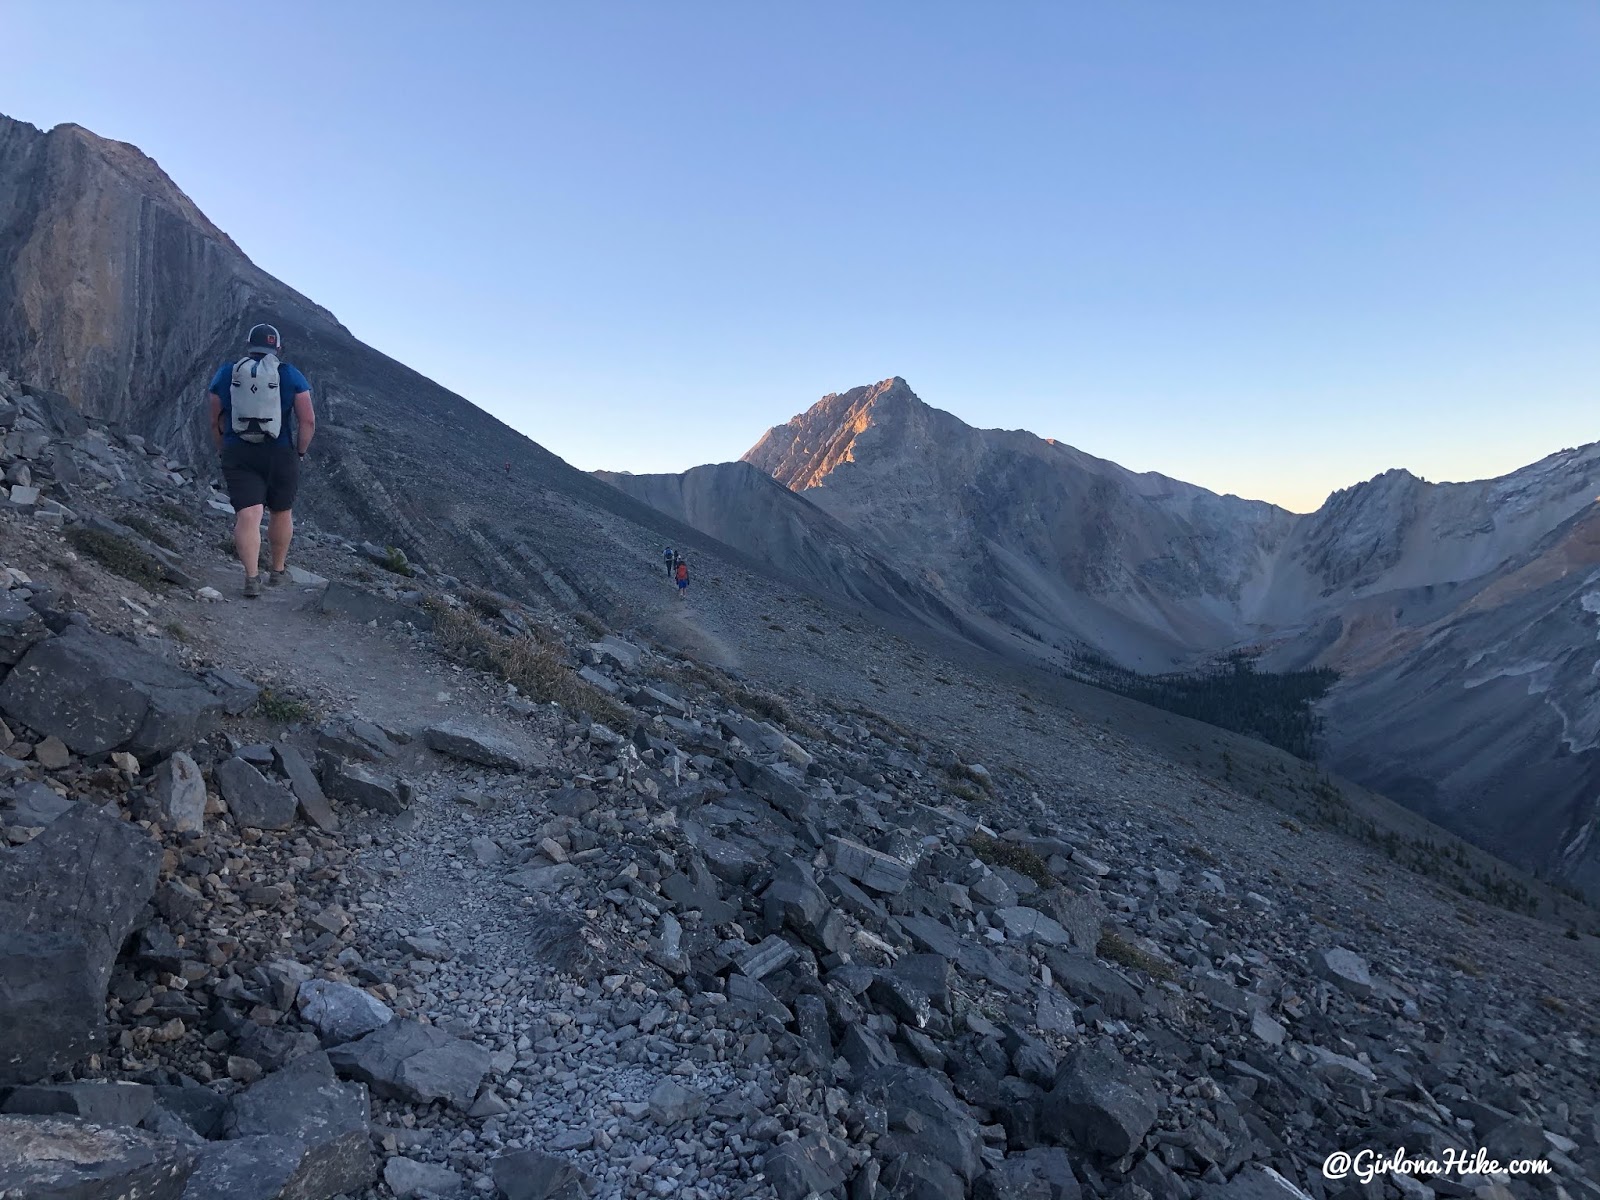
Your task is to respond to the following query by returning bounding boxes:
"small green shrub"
[970,834,1054,888]
[1097,930,1178,981]
[258,689,311,723]
[379,547,413,577]
[66,527,165,588]
[122,514,177,550]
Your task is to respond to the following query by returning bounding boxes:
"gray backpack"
[229,353,283,443]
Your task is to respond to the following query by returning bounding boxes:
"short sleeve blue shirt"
[208,356,311,446]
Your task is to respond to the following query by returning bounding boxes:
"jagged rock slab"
[2,1082,155,1128]
[216,757,297,830]
[1199,1165,1315,1200]
[1316,946,1374,999]
[200,666,261,716]
[0,595,46,664]
[423,721,528,770]
[220,1051,374,1199]
[829,835,911,894]
[0,804,161,1083]
[0,1114,197,1198]
[321,759,407,815]
[327,1019,490,1110]
[274,745,338,833]
[0,626,221,756]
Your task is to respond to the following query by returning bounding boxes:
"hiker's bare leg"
[268,509,294,572]
[234,504,264,577]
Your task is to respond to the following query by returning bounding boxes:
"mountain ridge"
[726,376,1600,893]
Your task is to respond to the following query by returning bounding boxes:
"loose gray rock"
[1040,1046,1158,1159]
[647,1078,707,1126]
[0,595,46,665]
[297,979,395,1046]
[1198,1164,1315,1200]
[274,744,339,833]
[152,751,206,832]
[762,1132,852,1200]
[1317,946,1374,999]
[0,1114,196,1199]
[2,1081,155,1128]
[384,1155,464,1198]
[321,759,407,815]
[829,835,911,894]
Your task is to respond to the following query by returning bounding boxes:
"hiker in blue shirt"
[205,323,316,598]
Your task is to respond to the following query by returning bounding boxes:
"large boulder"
[220,1051,375,1200]
[0,804,162,1083]
[490,1150,593,1200]
[0,627,221,757]
[1040,1046,1157,1159]
[0,1114,197,1199]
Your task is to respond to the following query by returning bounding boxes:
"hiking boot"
[243,574,262,599]
[267,568,289,588]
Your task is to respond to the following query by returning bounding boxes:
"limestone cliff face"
[0,114,740,617]
[0,116,338,458]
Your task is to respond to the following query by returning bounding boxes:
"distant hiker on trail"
[663,546,675,577]
[206,323,315,598]
[675,558,689,598]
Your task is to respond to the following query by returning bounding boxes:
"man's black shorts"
[222,442,299,512]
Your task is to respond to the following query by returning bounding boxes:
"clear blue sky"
[8,2,1599,512]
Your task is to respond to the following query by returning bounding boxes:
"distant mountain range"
[606,376,1600,894]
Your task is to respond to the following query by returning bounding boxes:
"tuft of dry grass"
[67,527,165,588]
[1097,929,1178,981]
[971,834,1054,889]
[426,601,633,730]
[121,514,177,551]
[573,611,608,639]
[463,587,509,620]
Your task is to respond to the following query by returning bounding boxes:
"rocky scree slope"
[0,366,1597,1200]
[0,111,842,639]
[730,378,1600,897]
